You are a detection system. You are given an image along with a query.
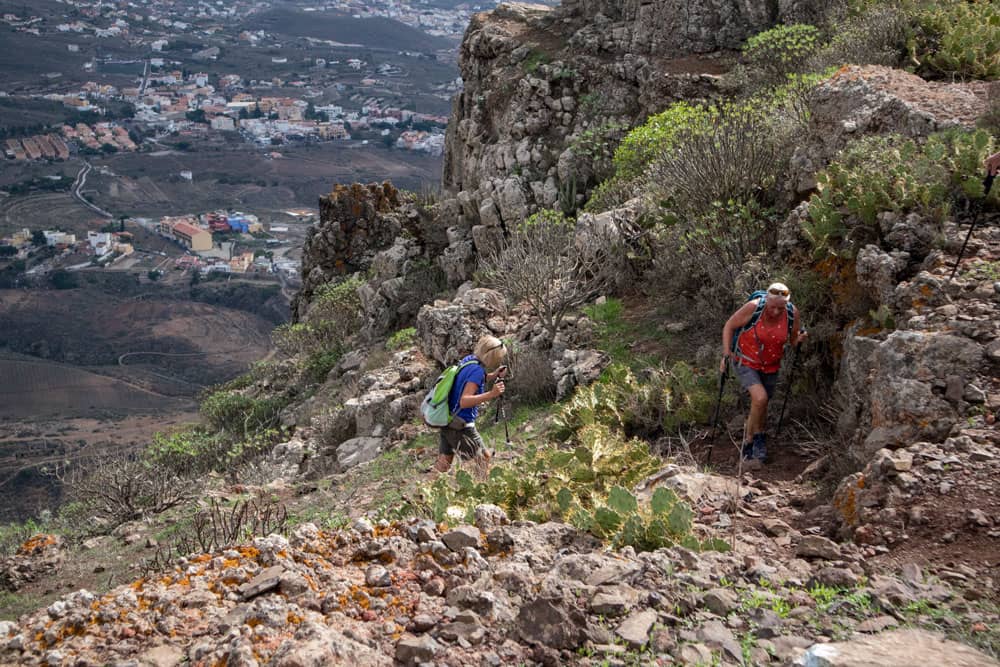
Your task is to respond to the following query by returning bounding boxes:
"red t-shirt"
[737,308,789,373]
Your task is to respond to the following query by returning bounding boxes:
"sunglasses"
[768,288,790,297]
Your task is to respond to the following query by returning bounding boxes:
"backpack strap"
[447,358,484,415]
[731,296,767,361]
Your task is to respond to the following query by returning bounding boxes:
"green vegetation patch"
[911,0,1000,80]
[804,128,997,258]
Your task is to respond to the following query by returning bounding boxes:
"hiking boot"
[741,441,754,461]
[751,433,767,462]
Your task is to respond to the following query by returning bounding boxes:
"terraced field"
[0,356,188,418]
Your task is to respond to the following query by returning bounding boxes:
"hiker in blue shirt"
[434,335,508,473]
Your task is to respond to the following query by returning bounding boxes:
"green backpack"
[420,359,481,427]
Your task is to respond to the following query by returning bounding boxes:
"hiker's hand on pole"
[794,329,808,346]
[719,353,731,374]
[490,379,506,399]
[985,150,1000,176]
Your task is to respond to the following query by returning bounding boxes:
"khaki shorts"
[735,362,778,400]
[439,419,486,459]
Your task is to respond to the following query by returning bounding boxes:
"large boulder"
[794,629,998,667]
[415,288,508,365]
[789,66,989,195]
[838,329,983,459]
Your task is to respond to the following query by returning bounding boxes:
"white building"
[43,231,76,246]
[87,231,112,256]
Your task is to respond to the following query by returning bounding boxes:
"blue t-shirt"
[448,355,485,424]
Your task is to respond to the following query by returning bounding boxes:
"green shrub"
[302,349,341,384]
[523,49,549,74]
[201,389,286,439]
[146,426,279,476]
[804,129,997,258]
[386,326,417,350]
[276,275,364,358]
[568,120,630,183]
[742,23,822,86]
[612,102,717,181]
[645,99,796,220]
[809,3,908,70]
[911,0,1000,80]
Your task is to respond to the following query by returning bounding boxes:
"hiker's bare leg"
[747,384,769,435]
[435,454,454,472]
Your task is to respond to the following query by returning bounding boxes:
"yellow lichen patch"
[246,618,262,628]
[160,576,174,586]
[238,546,260,559]
[372,524,397,539]
[17,534,57,556]
[190,554,212,564]
[222,558,240,569]
[286,612,303,625]
[130,579,146,592]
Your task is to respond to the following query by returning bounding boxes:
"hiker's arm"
[791,308,808,346]
[986,150,1000,176]
[458,379,504,408]
[721,302,756,357]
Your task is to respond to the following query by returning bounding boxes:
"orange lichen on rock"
[18,534,58,556]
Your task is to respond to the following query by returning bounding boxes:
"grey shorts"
[734,363,778,399]
[439,420,486,459]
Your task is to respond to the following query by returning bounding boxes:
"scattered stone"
[474,504,509,532]
[900,563,923,585]
[762,518,793,537]
[515,597,586,650]
[615,609,657,649]
[441,525,480,552]
[139,644,185,667]
[968,510,992,527]
[395,634,440,665]
[365,565,392,587]
[238,565,284,600]
[697,620,742,662]
[810,567,861,588]
[702,588,739,616]
[409,614,437,633]
[796,535,842,560]
[856,615,899,633]
[677,643,714,664]
[590,591,628,616]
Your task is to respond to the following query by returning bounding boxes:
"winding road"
[71,160,113,219]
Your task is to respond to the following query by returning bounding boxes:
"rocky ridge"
[3,490,998,666]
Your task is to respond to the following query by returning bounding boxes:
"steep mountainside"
[3,1,1000,666]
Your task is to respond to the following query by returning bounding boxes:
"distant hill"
[244,8,453,52]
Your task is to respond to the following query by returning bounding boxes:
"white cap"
[767,282,790,299]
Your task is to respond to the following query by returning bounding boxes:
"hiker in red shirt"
[720,283,807,461]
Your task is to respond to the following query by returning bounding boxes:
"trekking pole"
[775,330,804,437]
[494,383,511,446]
[948,173,995,282]
[706,362,729,465]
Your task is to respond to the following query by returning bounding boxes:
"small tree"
[478,209,615,343]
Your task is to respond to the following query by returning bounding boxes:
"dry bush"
[479,210,618,342]
[59,455,194,528]
[140,493,287,577]
[810,4,909,70]
[507,348,557,405]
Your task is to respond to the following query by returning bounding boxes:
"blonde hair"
[474,335,506,370]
